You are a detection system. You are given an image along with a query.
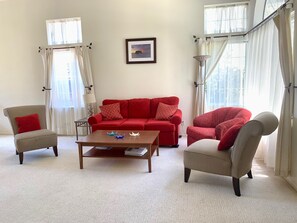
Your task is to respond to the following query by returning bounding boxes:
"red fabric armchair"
[186,107,252,146]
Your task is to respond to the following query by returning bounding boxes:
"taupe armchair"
[184,112,278,196]
[3,105,58,164]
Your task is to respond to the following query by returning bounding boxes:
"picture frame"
[125,37,157,64]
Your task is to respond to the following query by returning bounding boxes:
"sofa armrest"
[88,113,103,126]
[170,109,182,125]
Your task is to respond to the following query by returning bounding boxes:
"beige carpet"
[0,135,297,223]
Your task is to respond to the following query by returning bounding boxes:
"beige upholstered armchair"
[3,105,58,164]
[184,112,278,196]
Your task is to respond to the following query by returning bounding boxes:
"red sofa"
[187,107,251,146]
[88,96,182,147]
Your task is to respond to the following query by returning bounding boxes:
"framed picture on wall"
[125,37,157,64]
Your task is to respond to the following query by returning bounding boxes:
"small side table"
[74,117,91,140]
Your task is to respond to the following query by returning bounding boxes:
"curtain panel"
[274,8,294,177]
[75,46,96,95]
[40,48,54,129]
[244,19,283,167]
[194,37,227,117]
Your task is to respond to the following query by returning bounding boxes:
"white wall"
[0,0,252,135]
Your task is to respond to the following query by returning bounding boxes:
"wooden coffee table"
[76,130,160,172]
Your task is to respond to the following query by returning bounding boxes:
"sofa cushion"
[15,113,41,134]
[119,119,147,130]
[150,96,179,118]
[100,103,123,120]
[155,103,178,120]
[145,119,175,132]
[103,99,129,118]
[218,123,244,151]
[128,98,150,118]
[93,119,126,130]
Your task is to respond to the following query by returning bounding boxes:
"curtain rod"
[38,42,92,53]
[194,0,292,41]
[246,0,292,36]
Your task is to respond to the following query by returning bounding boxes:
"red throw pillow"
[215,118,245,140]
[99,103,123,120]
[15,113,41,134]
[218,123,244,151]
[155,102,178,120]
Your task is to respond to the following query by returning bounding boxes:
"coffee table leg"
[156,135,159,156]
[148,145,152,173]
[78,143,83,169]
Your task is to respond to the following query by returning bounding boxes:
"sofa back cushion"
[150,96,179,118]
[128,98,150,118]
[102,99,129,118]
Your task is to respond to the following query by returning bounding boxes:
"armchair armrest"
[88,113,103,126]
[193,111,214,127]
[170,109,182,125]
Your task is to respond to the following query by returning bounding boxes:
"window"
[263,0,286,19]
[51,49,84,108]
[205,42,246,111]
[46,17,82,45]
[204,3,248,34]
[46,17,84,109]
[203,3,248,111]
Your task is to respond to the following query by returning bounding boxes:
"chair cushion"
[14,129,57,152]
[186,126,216,141]
[218,123,244,151]
[184,139,232,176]
[15,113,41,133]
[99,103,123,120]
[155,103,178,120]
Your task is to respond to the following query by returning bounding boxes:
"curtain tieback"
[194,81,205,87]
[42,86,51,91]
[85,85,93,91]
[285,83,292,93]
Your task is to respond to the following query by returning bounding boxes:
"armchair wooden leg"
[53,146,58,157]
[247,170,253,179]
[19,152,24,164]
[232,177,241,197]
[184,168,191,182]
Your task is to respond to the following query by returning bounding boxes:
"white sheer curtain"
[51,49,86,135]
[40,48,54,129]
[46,17,82,45]
[274,8,294,176]
[244,19,283,167]
[204,3,247,34]
[194,37,227,116]
[75,46,94,93]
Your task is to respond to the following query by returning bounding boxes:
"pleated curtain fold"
[274,8,294,177]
